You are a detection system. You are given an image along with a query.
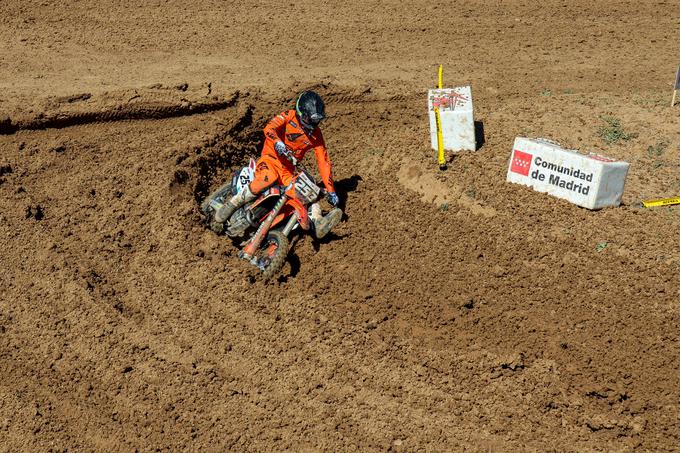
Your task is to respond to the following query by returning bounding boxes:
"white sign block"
[428,86,475,152]
[506,137,630,210]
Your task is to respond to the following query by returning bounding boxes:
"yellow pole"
[436,64,446,169]
[642,197,680,208]
[435,108,444,166]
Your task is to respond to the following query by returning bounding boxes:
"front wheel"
[257,230,290,281]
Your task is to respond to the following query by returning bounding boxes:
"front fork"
[240,195,297,262]
[280,214,298,236]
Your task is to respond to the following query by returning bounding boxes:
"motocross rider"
[214,90,342,239]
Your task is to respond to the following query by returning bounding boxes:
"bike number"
[294,172,321,204]
[235,164,255,193]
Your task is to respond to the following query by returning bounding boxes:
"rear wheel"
[200,181,234,215]
[258,230,289,281]
[201,181,234,233]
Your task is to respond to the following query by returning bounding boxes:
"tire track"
[1,91,240,134]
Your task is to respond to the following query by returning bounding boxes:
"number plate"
[236,164,254,193]
[294,171,321,204]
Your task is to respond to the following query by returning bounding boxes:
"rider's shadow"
[276,251,302,283]
[334,174,362,213]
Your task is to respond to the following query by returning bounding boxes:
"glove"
[274,141,287,156]
[327,191,339,207]
[274,141,297,165]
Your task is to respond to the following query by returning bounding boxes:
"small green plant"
[632,94,666,107]
[647,142,667,158]
[465,188,477,199]
[597,116,636,144]
[540,88,552,97]
[595,241,609,252]
[562,89,574,95]
[440,203,449,211]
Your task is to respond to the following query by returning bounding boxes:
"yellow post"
[436,64,446,169]
[642,197,680,208]
[435,108,445,168]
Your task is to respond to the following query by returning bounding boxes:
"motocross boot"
[214,186,256,224]
[310,203,342,239]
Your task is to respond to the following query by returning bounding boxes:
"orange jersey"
[262,109,335,193]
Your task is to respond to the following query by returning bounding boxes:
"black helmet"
[295,91,325,132]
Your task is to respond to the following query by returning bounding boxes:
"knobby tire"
[261,230,289,281]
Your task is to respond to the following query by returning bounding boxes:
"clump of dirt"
[0,116,13,134]
[0,164,12,185]
[25,204,44,220]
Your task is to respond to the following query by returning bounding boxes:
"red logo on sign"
[588,153,616,163]
[511,150,532,176]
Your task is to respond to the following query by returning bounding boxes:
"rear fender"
[233,158,257,193]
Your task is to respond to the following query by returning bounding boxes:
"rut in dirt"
[0,87,240,135]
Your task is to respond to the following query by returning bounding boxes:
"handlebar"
[278,149,330,200]
[282,151,298,167]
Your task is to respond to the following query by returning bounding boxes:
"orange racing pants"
[249,155,294,194]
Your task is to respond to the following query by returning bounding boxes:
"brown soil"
[1,1,680,450]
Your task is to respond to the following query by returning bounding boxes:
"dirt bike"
[201,157,330,280]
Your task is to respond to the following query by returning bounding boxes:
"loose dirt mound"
[1,1,680,451]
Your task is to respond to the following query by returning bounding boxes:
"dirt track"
[1,1,680,450]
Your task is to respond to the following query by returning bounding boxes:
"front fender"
[288,198,310,230]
